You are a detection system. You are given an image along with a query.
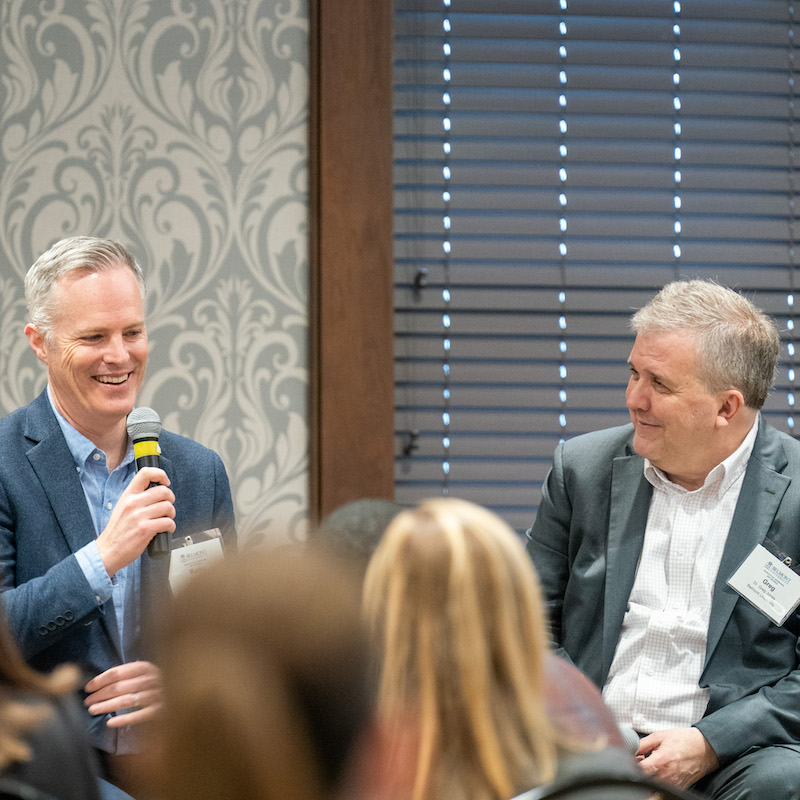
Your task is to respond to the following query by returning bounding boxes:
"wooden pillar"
[308,0,395,521]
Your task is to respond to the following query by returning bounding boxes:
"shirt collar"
[643,412,760,496]
[46,384,134,470]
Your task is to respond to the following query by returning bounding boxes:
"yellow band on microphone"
[133,440,161,459]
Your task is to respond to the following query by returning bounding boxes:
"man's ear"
[24,323,48,364]
[716,389,745,426]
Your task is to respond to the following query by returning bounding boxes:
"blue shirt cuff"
[75,542,114,605]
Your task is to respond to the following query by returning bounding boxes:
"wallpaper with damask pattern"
[0,0,310,545]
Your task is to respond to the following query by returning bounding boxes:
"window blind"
[393,0,799,532]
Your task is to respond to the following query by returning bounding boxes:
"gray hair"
[630,279,780,409]
[25,236,146,341]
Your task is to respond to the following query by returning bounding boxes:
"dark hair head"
[149,546,373,800]
[315,498,403,572]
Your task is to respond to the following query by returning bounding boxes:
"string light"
[789,2,798,432]
[557,0,568,439]
[672,1,682,270]
[441,0,452,490]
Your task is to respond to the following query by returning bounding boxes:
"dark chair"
[0,777,58,800]
[513,770,705,800]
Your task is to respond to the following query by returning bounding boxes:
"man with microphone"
[0,236,236,792]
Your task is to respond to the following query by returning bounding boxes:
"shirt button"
[106,502,113,510]
[93,453,101,461]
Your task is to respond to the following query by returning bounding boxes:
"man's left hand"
[84,660,163,728]
[636,727,719,788]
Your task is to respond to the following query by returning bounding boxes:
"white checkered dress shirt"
[602,417,759,732]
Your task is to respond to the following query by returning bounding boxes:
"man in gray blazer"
[527,280,800,799]
[0,236,236,791]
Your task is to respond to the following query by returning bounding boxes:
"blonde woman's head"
[363,497,558,800]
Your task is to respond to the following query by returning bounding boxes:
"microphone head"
[619,726,642,755]
[127,407,162,440]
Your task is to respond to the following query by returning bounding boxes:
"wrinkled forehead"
[50,265,147,324]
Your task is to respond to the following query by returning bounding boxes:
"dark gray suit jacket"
[0,391,236,741]
[527,417,800,766]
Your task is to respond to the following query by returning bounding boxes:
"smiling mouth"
[95,374,129,385]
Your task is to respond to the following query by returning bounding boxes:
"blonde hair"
[363,498,559,800]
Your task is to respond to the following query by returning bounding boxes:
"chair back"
[512,771,706,800]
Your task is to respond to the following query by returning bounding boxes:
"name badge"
[727,540,800,626]
[168,528,225,595]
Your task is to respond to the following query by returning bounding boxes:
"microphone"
[126,407,170,557]
[619,726,642,755]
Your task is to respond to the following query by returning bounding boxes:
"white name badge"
[727,543,800,626]
[168,529,225,595]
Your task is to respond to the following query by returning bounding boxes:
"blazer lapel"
[705,422,790,666]
[603,449,652,680]
[24,394,97,554]
[23,392,123,659]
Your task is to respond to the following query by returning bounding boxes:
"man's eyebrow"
[626,361,670,385]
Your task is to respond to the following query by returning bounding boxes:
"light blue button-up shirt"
[47,387,141,752]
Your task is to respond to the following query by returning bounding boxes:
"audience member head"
[315,498,403,575]
[147,546,390,800]
[363,497,559,800]
[25,236,145,342]
[630,278,779,409]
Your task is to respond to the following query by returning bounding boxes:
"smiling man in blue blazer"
[0,236,236,791]
[527,280,800,800]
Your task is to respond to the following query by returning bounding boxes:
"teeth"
[96,375,128,385]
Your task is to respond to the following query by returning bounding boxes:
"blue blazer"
[527,417,800,766]
[0,390,236,681]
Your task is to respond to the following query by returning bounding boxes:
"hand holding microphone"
[126,407,172,557]
[96,465,175,577]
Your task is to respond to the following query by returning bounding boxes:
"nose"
[103,335,128,364]
[626,377,649,411]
